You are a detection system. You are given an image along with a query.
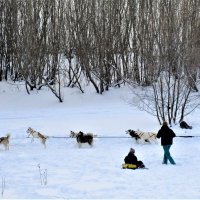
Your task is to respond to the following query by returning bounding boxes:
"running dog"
[27,127,48,148]
[0,134,10,150]
[126,129,157,144]
[70,131,94,147]
[76,131,93,147]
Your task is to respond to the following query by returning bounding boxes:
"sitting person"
[124,148,145,168]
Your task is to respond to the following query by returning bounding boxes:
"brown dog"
[27,127,48,148]
[0,134,10,150]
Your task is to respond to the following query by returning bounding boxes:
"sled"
[122,163,137,169]
[122,163,148,170]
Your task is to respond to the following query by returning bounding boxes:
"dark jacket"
[157,125,176,146]
[124,152,138,164]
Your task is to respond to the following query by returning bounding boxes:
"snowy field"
[0,82,200,199]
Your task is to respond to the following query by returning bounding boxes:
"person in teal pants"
[157,121,176,165]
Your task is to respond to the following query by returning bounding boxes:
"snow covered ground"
[0,82,200,199]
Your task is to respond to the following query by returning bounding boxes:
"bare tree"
[1,0,200,108]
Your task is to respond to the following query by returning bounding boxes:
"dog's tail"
[6,133,10,139]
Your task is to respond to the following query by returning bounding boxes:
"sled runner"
[122,163,148,170]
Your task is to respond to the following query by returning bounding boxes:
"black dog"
[126,130,141,141]
[76,131,93,146]
[180,121,192,129]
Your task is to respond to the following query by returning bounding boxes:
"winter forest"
[1,0,200,199]
[1,0,200,124]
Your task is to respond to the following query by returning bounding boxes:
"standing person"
[157,121,176,165]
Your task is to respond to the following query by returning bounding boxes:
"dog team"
[1,121,191,168]
[0,126,159,150]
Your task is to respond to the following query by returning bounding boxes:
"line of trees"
[1,0,200,123]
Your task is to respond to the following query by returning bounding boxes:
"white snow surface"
[0,82,200,199]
